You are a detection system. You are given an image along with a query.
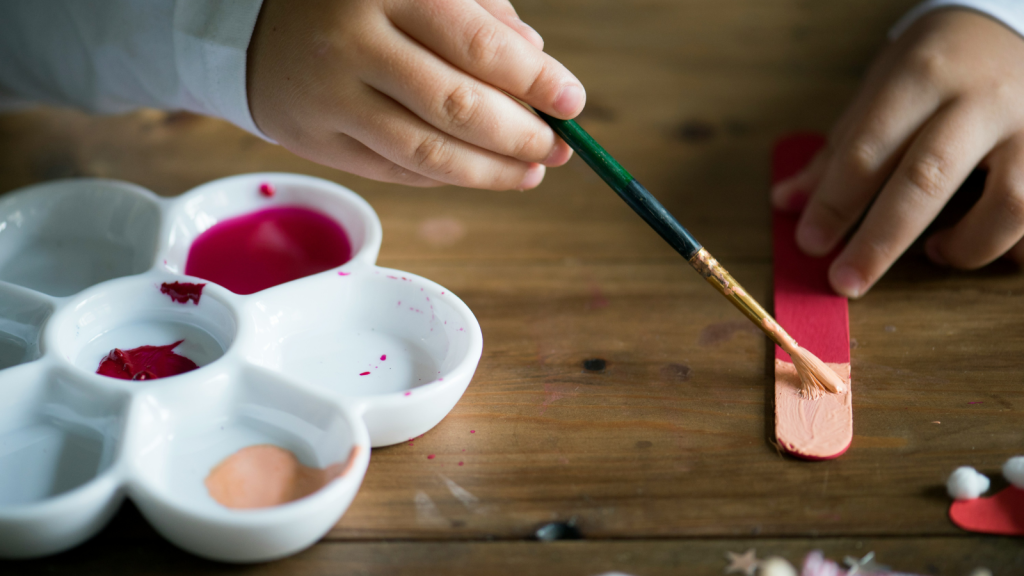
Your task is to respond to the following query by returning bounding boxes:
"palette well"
[0,174,483,562]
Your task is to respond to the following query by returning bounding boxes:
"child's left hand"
[771,9,1024,298]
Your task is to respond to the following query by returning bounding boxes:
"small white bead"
[947,466,990,500]
[759,557,797,576]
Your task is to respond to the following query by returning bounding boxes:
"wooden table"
[3,1,1022,573]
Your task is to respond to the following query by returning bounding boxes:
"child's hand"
[771,9,1024,298]
[247,0,583,190]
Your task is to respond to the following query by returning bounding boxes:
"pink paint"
[185,206,352,295]
[427,454,435,460]
[259,182,275,197]
[380,354,387,361]
[404,391,412,396]
[338,271,351,276]
[97,340,198,380]
[458,461,464,466]
[360,371,370,376]
[470,430,475,434]
[160,281,205,305]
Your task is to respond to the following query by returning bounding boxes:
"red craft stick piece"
[772,133,853,460]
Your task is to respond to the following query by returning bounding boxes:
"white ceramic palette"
[0,174,483,562]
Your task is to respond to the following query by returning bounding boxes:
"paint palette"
[0,174,483,562]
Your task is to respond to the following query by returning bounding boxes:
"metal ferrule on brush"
[687,248,793,348]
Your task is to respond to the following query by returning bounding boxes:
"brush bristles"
[784,342,847,399]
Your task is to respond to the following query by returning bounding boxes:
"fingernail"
[925,236,948,266]
[796,222,830,255]
[543,143,573,166]
[517,163,545,190]
[830,265,864,299]
[553,84,585,117]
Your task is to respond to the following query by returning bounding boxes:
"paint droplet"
[259,182,275,197]
[417,216,466,247]
[404,391,412,396]
[583,358,606,371]
[458,461,464,466]
[338,271,351,276]
[470,430,475,434]
[427,454,435,460]
[360,371,370,376]
[160,281,205,305]
[380,354,387,361]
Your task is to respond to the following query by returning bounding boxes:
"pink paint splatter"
[338,271,351,276]
[360,371,370,376]
[380,354,387,361]
[427,454,435,460]
[458,461,464,466]
[259,182,275,197]
[470,430,475,434]
[387,275,398,280]
[404,391,412,396]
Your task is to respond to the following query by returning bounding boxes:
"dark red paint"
[97,340,198,381]
[160,282,205,305]
[185,206,352,295]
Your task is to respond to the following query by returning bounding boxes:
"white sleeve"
[891,0,1024,39]
[0,0,272,141]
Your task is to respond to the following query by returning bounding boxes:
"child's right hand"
[247,0,583,190]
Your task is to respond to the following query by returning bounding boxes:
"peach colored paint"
[774,360,852,459]
[205,444,360,509]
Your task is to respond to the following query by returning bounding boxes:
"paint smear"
[774,360,852,459]
[205,444,360,509]
[186,206,351,295]
[96,340,198,380]
[160,281,205,305]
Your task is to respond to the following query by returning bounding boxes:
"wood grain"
[3,0,1022,572]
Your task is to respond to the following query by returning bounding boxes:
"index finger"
[387,0,585,118]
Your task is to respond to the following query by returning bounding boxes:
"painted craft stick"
[772,134,853,460]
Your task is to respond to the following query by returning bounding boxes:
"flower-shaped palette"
[0,174,483,562]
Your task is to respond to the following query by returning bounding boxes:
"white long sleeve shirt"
[0,0,1021,142]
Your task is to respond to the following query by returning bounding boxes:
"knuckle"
[904,152,952,202]
[466,20,505,69]
[440,83,484,131]
[907,48,946,83]
[812,196,849,229]
[846,138,883,177]
[511,129,543,160]
[411,133,456,175]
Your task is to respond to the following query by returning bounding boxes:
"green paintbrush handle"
[537,111,703,259]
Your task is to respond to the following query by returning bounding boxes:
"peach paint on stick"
[771,134,853,461]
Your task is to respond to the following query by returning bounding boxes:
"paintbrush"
[537,111,846,397]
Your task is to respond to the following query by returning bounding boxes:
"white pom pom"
[759,557,797,576]
[947,466,990,500]
[1002,456,1024,489]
